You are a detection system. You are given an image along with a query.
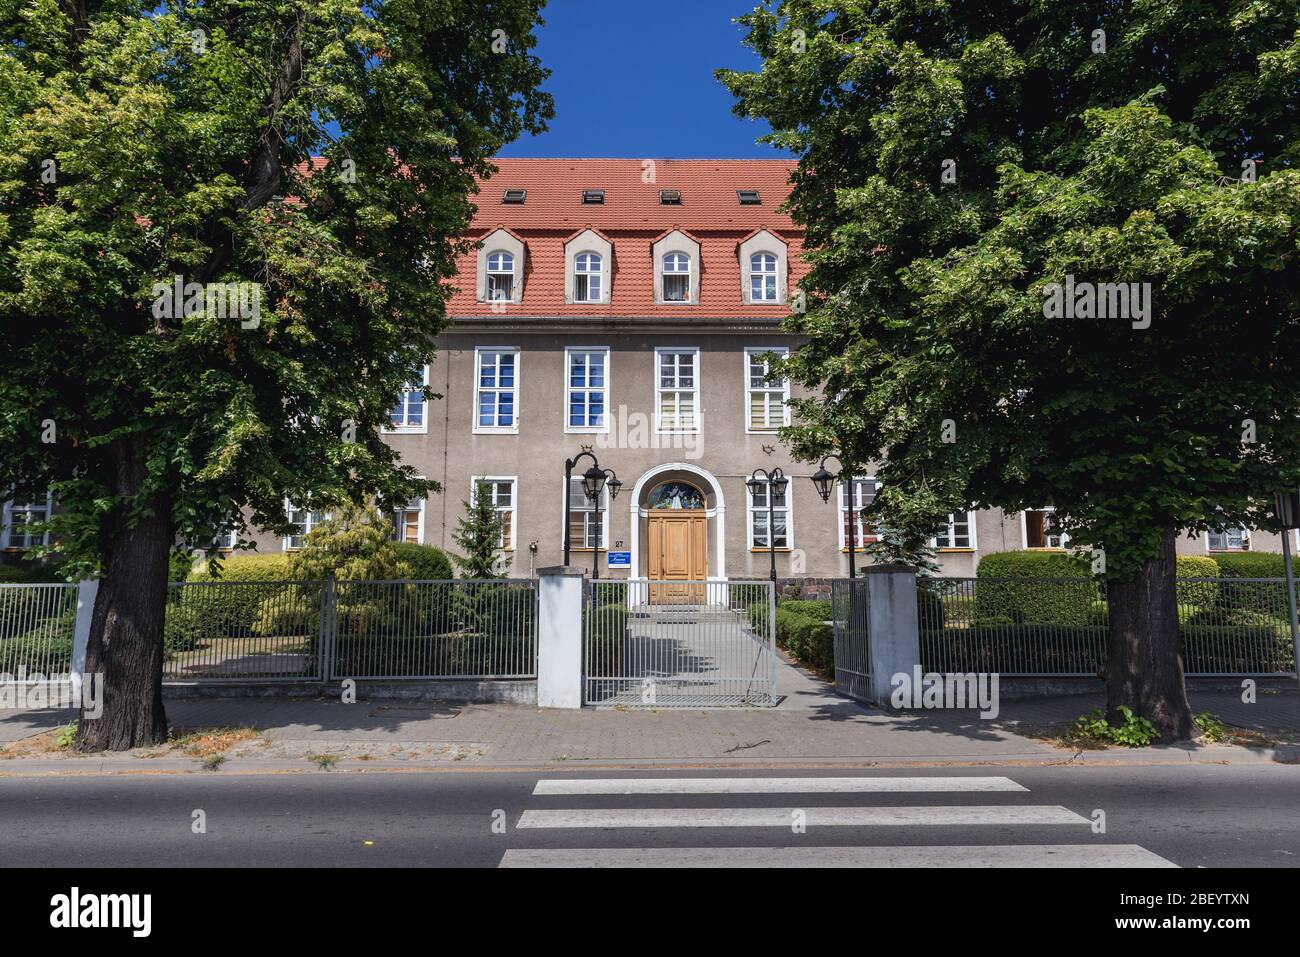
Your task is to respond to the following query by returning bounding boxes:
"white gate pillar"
[536,566,585,709]
[862,564,922,706]
[70,579,98,703]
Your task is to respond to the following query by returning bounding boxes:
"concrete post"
[70,579,98,703]
[536,566,585,709]
[861,564,921,706]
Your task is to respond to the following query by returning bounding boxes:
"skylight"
[737,189,761,205]
[502,189,526,205]
[659,189,682,205]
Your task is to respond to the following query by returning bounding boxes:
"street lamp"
[747,467,788,586]
[811,454,857,579]
[563,450,620,578]
[1274,490,1300,691]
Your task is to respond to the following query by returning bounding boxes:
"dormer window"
[659,189,681,205]
[662,252,690,302]
[486,251,515,302]
[737,189,761,205]
[574,252,602,302]
[582,189,605,205]
[502,189,526,204]
[750,252,778,301]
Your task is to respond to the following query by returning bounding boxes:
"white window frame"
[1020,507,1068,549]
[284,500,330,550]
[1206,525,1250,551]
[655,347,700,434]
[744,347,790,433]
[573,252,603,303]
[749,252,778,302]
[214,527,238,551]
[747,480,793,550]
[837,476,879,551]
[474,347,520,434]
[739,230,788,305]
[471,476,517,552]
[930,511,977,550]
[2,494,52,549]
[562,477,609,551]
[390,493,425,545]
[387,363,429,434]
[564,346,610,434]
[486,250,515,304]
[662,252,691,303]
[652,230,700,305]
[476,229,525,304]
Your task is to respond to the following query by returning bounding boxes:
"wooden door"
[648,513,706,603]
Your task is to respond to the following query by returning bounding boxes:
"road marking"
[533,776,1029,795]
[499,844,1177,868]
[516,805,1090,829]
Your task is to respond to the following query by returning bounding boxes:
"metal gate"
[583,579,775,707]
[831,578,870,702]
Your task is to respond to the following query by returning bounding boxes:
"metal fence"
[918,576,1297,676]
[162,578,536,682]
[583,579,776,707]
[0,583,78,679]
[830,578,870,700]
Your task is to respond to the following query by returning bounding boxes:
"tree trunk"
[1104,527,1196,741]
[75,437,172,751]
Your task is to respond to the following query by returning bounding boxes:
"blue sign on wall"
[607,551,631,567]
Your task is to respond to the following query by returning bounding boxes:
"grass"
[168,726,260,759]
[309,753,340,770]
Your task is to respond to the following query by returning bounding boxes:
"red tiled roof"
[449,158,803,319]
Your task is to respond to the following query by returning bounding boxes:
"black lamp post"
[563,451,621,578]
[811,454,856,579]
[747,467,788,586]
[1274,489,1300,691]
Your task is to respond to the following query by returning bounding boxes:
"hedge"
[392,543,454,581]
[1208,552,1287,578]
[775,606,833,672]
[0,561,67,584]
[777,598,831,620]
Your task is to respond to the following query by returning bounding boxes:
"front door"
[647,512,706,603]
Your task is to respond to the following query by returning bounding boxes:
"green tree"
[286,502,411,582]
[721,1,1300,739]
[0,1,552,749]
[452,481,510,579]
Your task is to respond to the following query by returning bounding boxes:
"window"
[285,503,328,549]
[566,348,608,432]
[389,496,423,544]
[1024,507,1067,548]
[750,253,778,302]
[567,477,607,550]
[931,512,975,549]
[737,189,761,205]
[838,478,879,550]
[486,251,514,302]
[502,189,526,204]
[1208,526,1250,551]
[582,189,604,204]
[573,252,602,303]
[659,189,681,205]
[213,527,238,551]
[389,364,428,432]
[475,348,518,432]
[3,497,50,549]
[656,348,698,432]
[749,482,790,549]
[662,252,690,302]
[472,477,516,550]
[745,348,788,432]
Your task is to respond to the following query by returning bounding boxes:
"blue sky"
[499,0,789,159]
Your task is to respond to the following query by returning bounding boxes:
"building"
[3,158,1292,579]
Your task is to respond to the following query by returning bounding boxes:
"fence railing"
[582,578,776,707]
[0,583,78,679]
[162,578,536,682]
[919,576,1297,676]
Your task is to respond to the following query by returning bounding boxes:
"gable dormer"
[738,229,788,305]
[563,228,613,305]
[652,229,700,305]
[475,228,527,304]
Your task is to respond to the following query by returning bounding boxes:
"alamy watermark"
[151,275,262,329]
[0,669,103,717]
[890,666,1000,719]
[1042,274,1151,329]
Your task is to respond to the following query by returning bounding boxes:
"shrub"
[916,587,945,630]
[975,551,1099,625]
[1209,552,1287,578]
[392,543,453,581]
[0,561,67,584]
[187,553,295,583]
[777,598,831,620]
[287,503,412,581]
[168,550,197,583]
[1175,556,1221,608]
[1075,706,1159,747]
[0,630,73,673]
[162,603,205,653]
[776,606,834,671]
[185,554,299,636]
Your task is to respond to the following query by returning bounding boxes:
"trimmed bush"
[392,542,454,581]
[0,561,67,584]
[1209,552,1287,578]
[975,551,1098,625]
[917,587,945,630]
[162,603,205,653]
[777,598,831,620]
[776,606,834,671]
[1175,556,1221,608]
[187,553,295,583]
[185,554,299,637]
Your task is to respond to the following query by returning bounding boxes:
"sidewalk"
[2,663,1297,772]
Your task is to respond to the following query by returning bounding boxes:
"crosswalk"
[498,773,1177,868]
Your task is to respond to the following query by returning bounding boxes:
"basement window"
[659,189,681,205]
[737,189,761,205]
[582,189,605,205]
[502,189,526,205]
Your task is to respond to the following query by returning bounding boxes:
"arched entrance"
[645,480,707,600]
[627,462,728,582]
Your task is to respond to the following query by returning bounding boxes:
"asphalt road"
[1,763,1297,868]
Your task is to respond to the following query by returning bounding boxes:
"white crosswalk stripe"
[501,774,1178,868]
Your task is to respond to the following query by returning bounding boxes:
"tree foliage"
[452,481,509,579]
[286,502,411,582]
